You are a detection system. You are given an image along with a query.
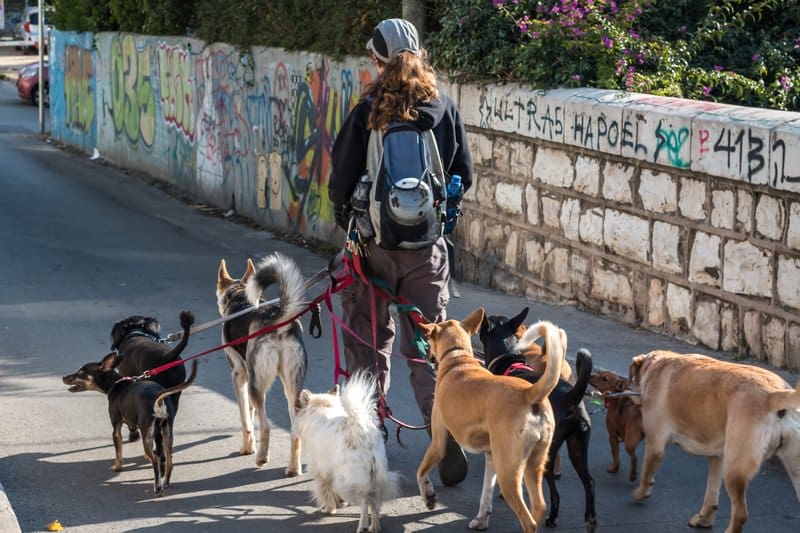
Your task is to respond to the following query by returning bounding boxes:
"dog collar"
[112,330,163,351]
[486,353,521,374]
[502,362,534,376]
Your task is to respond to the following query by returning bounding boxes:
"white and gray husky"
[293,371,400,533]
[216,252,308,476]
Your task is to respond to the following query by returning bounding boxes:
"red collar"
[503,362,534,376]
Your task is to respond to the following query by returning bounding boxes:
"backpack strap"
[421,129,445,186]
[366,128,383,181]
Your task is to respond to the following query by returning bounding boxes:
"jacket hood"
[412,97,447,131]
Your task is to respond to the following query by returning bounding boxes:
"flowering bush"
[429,0,800,111]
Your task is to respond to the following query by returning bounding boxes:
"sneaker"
[438,434,468,486]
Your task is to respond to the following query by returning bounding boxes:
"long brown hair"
[364,50,439,131]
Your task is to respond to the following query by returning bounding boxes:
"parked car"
[16,61,49,106]
[19,6,54,53]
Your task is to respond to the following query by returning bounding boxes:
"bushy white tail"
[340,371,379,431]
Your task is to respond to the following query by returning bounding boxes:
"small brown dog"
[628,350,800,533]
[417,307,564,532]
[588,370,644,482]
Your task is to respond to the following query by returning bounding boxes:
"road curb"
[0,482,22,533]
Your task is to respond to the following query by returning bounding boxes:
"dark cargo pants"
[340,237,450,421]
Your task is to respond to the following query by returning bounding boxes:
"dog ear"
[418,322,437,338]
[509,307,529,333]
[218,259,233,283]
[242,258,256,282]
[462,307,485,335]
[627,354,646,388]
[100,352,117,372]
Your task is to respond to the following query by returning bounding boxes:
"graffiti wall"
[50,31,373,242]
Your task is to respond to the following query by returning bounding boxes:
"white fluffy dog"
[293,371,400,533]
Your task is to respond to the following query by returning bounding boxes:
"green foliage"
[429,0,800,111]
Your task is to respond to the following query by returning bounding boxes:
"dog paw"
[607,464,620,473]
[629,472,638,482]
[239,445,255,455]
[632,485,652,501]
[546,517,558,528]
[468,516,489,530]
[586,517,598,531]
[424,492,436,510]
[255,455,269,467]
[112,462,123,472]
[689,513,715,529]
[284,466,302,477]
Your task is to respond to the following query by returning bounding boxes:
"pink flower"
[714,65,723,71]
[602,36,613,48]
[752,53,760,62]
[780,76,791,91]
[702,86,712,96]
[492,0,505,7]
[572,74,582,81]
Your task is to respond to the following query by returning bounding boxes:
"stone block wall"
[454,85,800,369]
[48,31,800,369]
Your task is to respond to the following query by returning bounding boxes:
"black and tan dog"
[109,310,194,440]
[63,354,197,496]
[417,307,563,532]
[480,309,596,531]
[216,252,308,476]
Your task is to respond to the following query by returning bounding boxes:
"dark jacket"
[328,94,473,216]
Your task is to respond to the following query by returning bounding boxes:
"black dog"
[63,353,198,496]
[480,309,596,532]
[110,310,194,421]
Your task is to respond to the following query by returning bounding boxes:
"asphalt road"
[0,79,797,533]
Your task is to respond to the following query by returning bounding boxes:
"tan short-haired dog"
[628,350,800,533]
[416,307,564,533]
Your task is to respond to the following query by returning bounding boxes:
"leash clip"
[309,303,322,339]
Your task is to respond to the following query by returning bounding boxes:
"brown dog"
[588,370,644,482]
[628,350,800,533]
[416,307,564,532]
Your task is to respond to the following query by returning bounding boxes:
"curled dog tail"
[340,370,379,431]
[564,348,593,406]
[162,310,195,362]
[154,361,198,418]
[245,252,306,327]
[768,379,800,412]
[518,321,564,406]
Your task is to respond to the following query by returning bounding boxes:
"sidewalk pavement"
[0,43,42,82]
[0,482,22,533]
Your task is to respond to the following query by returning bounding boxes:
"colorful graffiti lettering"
[654,120,690,168]
[63,45,95,133]
[157,42,196,142]
[110,35,155,148]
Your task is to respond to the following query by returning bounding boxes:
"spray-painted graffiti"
[654,120,690,168]
[478,93,564,141]
[157,42,196,142]
[110,35,155,148]
[63,45,95,133]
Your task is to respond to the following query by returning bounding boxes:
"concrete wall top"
[458,85,800,194]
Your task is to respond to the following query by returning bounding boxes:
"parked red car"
[16,61,49,106]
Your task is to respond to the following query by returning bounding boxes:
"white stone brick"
[533,147,574,188]
[639,170,677,213]
[788,324,800,370]
[647,279,665,327]
[474,171,494,204]
[693,300,720,349]
[679,178,707,221]
[505,229,519,268]
[763,318,786,368]
[652,221,683,274]
[789,202,800,249]
[736,190,753,233]
[604,209,649,264]
[494,137,512,174]
[561,198,581,241]
[496,182,524,215]
[743,311,762,359]
[542,196,562,229]
[688,232,721,287]
[468,218,485,254]
[525,239,545,276]
[778,255,800,310]
[574,155,600,196]
[510,140,534,180]
[721,307,739,353]
[570,253,591,292]
[544,247,570,285]
[467,132,493,167]
[666,283,692,328]
[591,266,634,307]
[755,195,784,241]
[525,184,539,225]
[603,162,634,204]
[723,241,772,297]
[580,207,604,247]
[711,189,735,230]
